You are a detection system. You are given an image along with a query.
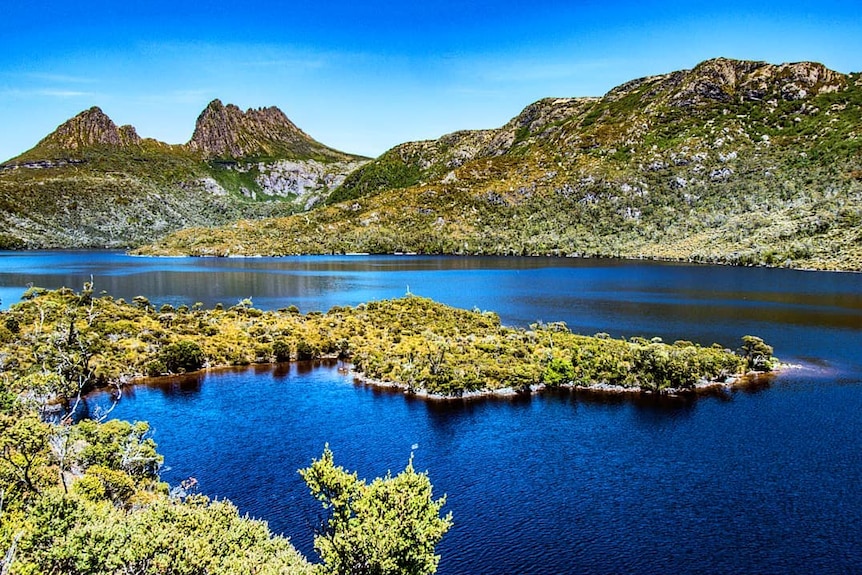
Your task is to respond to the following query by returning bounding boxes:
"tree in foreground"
[300,446,453,575]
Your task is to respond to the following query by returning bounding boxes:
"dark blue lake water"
[3,251,862,574]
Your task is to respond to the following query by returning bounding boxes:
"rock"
[188,99,358,162]
[30,107,142,152]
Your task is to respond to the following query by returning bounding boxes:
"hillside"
[141,58,862,270]
[0,102,368,248]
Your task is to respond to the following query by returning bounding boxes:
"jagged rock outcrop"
[187,99,354,162]
[661,58,846,107]
[23,106,142,156]
[0,100,367,248]
[252,159,367,207]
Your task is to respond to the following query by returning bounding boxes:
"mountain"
[28,106,143,153]
[140,58,862,271]
[188,99,354,162]
[0,101,368,248]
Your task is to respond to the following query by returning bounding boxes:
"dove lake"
[3,251,862,574]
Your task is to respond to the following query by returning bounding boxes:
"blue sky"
[1,0,860,161]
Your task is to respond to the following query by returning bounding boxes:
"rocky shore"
[346,367,778,402]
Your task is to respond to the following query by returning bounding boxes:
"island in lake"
[2,285,774,408]
[0,283,776,572]
[4,53,850,575]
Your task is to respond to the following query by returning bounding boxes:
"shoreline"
[123,248,862,274]
[81,359,793,410]
[4,247,858,275]
[343,365,784,402]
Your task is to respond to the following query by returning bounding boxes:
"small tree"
[542,357,575,386]
[272,339,291,363]
[300,446,452,575]
[0,414,54,500]
[295,340,316,361]
[740,336,775,371]
[159,341,205,374]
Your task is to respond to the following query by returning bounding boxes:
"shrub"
[159,341,205,373]
[4,316,20,334]
[74,465,136,505]
[543,357,575,386]
[740,335,775,371]
[272,339,291,362]
[295,340,316,361]
[146,360,167,377]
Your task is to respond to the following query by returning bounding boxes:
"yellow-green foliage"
[300,446,452,575]
[1,287,750,399]
[5,490,315,575]
[0,390,436,575]
[0,387,315,574]
[0,284,764,574]
[0,417,440,575]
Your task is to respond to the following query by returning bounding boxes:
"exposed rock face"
[341,57,851,200]
[187,99,353,161]
[614,58,848,108]
[33,106,142,152]
[255,159,367,203]
[188,100,297,158]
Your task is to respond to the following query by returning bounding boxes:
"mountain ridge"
[187,99,356,162]
[140,57,862,271]
[0,100,369,248]
[37,106,144,151]
[5,99,364,165]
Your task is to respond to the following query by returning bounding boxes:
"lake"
[3,251,862,574]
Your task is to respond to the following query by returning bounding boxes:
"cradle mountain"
[0,100,368,248]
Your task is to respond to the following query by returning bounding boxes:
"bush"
[740,335,775,371]
[273,339,291,362]
[5,316,20,334]
[295,340,316,361]
[543,357,575,385]
[159,341,205,373]
[74,465,136,505]
[146,360,167,377]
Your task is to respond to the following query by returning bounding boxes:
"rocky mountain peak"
[187,99,335,160]
[669,57,846,107]
[36,106,142,152]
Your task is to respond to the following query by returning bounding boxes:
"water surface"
[84,363,862,575]
[3,251,861,368]
[4,251,862,574]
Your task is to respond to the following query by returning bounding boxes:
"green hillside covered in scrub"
[140,58,862,270]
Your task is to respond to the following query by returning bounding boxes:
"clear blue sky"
[1,0,860,161]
